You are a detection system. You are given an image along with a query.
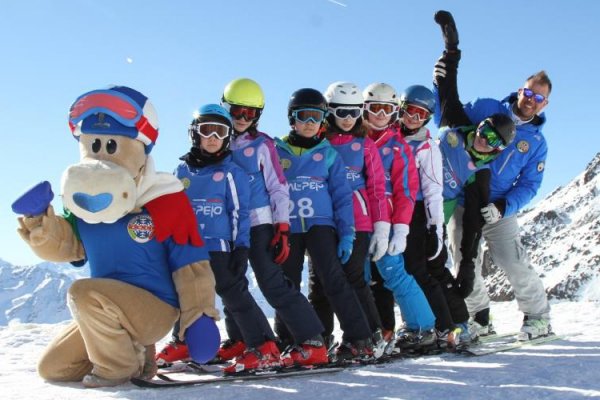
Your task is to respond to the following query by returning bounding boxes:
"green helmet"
[222,78,265,109]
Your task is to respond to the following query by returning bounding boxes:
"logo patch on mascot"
[127,214,155,243]
[447,132,458,148]
[517,140,529,153]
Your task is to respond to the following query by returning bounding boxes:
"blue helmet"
[197,103,233,125]
[399,85,436,114]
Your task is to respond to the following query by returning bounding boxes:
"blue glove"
[11,181,54,216]
[337,234,354,265]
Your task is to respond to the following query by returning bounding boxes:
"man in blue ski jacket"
[433,10,552,341]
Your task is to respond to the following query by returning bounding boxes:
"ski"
[459,333,563,356]
[131,366,345,388]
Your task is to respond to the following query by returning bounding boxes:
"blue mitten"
[337,234,354,265]
[11,181,54,216]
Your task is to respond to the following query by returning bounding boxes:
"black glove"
[434,10,459,51]
[231,246,249,269]
[455,260,475,298]
[425,225,441,260]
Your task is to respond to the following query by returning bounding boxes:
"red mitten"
[269,223,290,265]
[145,191,203,247]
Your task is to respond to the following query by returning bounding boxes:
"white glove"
[368,221,391,262]
[387,223,409,256]
[427,223,444,261]
[481,203,502,224]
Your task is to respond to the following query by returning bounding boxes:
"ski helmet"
[222,78,265,109]
[189,104,233,152]
[479,113,516,148]
[287,88,328,125]
[399,85,436,114]
[363,83,398,104]
[323,81,364,107]
[68,85,159,154]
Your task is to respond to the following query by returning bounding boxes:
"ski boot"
[280,336,329,368]
[518,315,552,341]
[372,329,395,359]
[223,340,282,374]
[334,339,374,363]
[155,340,190,367]
[216,339,246,361]
[395,327,436,353]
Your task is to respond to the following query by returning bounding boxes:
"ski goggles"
[227,105,261,121]
[291,108,326,124]
[365,102,397,117]
[521,88,546,104]
[402,104,431,122]
[190,122,231,140]
[68,89,158,140]
[329,106,363,120]
[476,121,506,151]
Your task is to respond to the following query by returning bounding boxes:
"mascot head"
[61,86,159,224]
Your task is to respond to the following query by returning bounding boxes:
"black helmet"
[480,113,516,148]
[288,88,327,125]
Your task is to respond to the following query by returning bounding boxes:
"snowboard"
[459,333,562,356]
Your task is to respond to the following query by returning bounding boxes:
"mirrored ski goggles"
[292,108,326,124]
[476,121,506,151]
[228,105,261,121]
[329,106,363,120]
[69,90,152,132]
[521,88,546,104]
[365,102,397,117]
[191,122,231,139]
[403,104,431,122]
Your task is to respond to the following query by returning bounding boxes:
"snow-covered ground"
[1,300,599,400]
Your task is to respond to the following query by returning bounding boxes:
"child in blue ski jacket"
[275,88,373,362]
[157,104,281,374]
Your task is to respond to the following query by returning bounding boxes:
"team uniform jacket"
[230,131,290,226]
[275,137,355,239]
[367,124,418,225]
[68,209,210,309]
[327,133,389,232]
[434,50,547,217]
[174,154,251,253]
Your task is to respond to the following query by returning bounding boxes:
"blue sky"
[1,0,599,266]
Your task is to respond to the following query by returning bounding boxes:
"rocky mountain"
[481,152,600,302]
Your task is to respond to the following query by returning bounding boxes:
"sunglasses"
[228,105,261,121]
[292,108,326,124]
[476,121,506,151]
[68,89,158,140]
[191,122,231,140]
[366,102,397,117]
[521,88,546,104]
[329,106,362,120]
[403,104,431,122]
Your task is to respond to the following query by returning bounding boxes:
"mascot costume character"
[13,86,220,388]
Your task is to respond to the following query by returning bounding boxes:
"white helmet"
[324,81,363,106]
[363,83,398,104]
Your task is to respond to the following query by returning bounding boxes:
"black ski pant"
[275,225,371,345]
[426,238,470,325]
[308,232,382,337]
[404,202,455,332]
[223,224,324,345]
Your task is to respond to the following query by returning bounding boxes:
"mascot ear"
[185,315,220,363]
